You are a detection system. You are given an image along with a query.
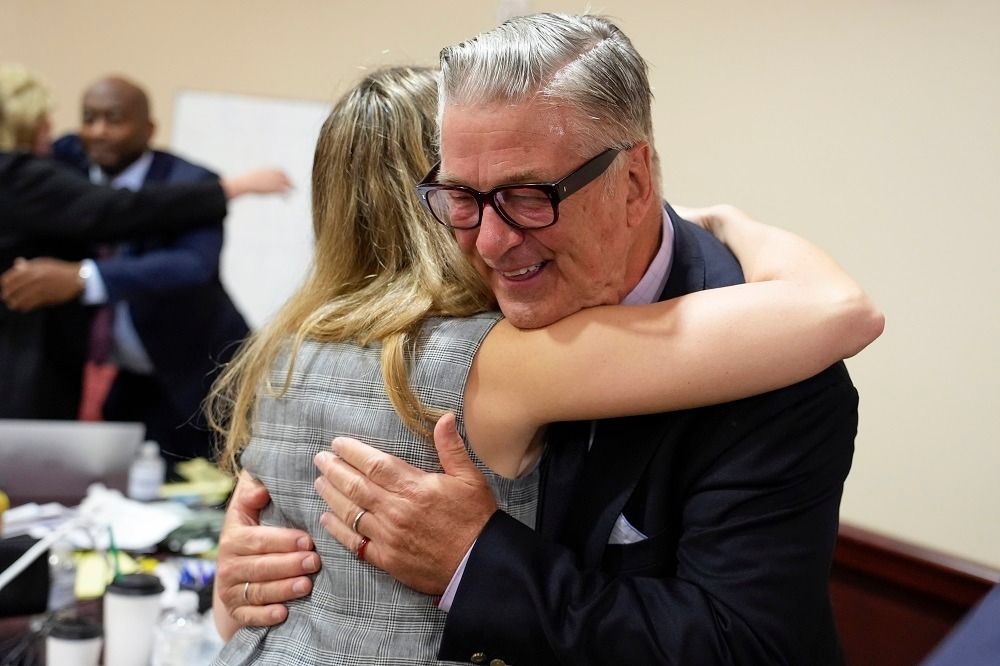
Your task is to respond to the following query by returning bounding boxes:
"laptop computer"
[0,420,144,506]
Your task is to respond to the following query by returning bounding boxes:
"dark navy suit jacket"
[439,205,856,665]
[53,135,248,426]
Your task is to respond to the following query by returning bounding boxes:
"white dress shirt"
[79,151,156,374]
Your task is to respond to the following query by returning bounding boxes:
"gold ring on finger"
[352,508,368,534]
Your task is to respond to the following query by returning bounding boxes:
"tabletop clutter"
[0,453,233,665]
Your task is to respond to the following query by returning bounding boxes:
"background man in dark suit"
[214,14,871,664]
[5,76,248,472]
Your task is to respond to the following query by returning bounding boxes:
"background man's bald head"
[84,76,151,121]
[80,75,155,175]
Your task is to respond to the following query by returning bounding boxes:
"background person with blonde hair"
[0,63,54,155]
[1,63,85,417]
[209,64,880,664]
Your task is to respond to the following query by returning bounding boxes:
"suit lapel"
[564,205,711,565]
[569,417,670,565]
[143,151,173,185]
[536,421,591,538]
[130,152,174,254]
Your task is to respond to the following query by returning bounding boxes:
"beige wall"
[4,0,999,567]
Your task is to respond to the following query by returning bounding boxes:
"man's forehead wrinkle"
[494,159,550,184]
[445,124,552,140]
[439,150,550,187]
[484,126,550,138]
[438,158,546,187]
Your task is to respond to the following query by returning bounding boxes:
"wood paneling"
[831,523,1000,666]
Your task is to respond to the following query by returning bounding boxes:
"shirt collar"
[622,205,674,305]
[89,150,154,191]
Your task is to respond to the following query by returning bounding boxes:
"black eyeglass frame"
[415,147,621,230]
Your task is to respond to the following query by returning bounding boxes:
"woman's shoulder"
[421,311,503,342]
[404,313,503,399]
[416,312,504,366]
[263,314,504,388]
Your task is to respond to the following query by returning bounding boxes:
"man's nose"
[476,203,524,261]
[88,119,109,137]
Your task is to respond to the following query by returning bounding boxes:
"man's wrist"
[77,259,110,304]
[437,541,475,612]
[76,261,94,293]
[74,261,89,296]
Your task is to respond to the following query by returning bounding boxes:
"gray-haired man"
[216,13,856,664]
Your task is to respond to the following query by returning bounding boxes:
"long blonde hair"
[0,64,52,151]
[210,66,494,474]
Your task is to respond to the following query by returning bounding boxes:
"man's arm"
[92,159,256,300]
[0,153,227,241]
[212,471,320,640]
[0,225,223,311]
[95,225,223,300]
[317,370,857,665]
[1,153,290,241]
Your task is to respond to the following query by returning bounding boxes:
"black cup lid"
[105,573,164,596]
[49,616,102,640]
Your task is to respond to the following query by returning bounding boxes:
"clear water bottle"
[47,540,76,611]
[151,589,203,666]
[128,441,166,501]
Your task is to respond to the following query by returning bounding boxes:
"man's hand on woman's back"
[212,470,320,640]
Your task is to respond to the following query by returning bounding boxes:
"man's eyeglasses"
[415,148,621,230]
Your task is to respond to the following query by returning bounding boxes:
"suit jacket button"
[470,652,487,664]
[489,660,507,666]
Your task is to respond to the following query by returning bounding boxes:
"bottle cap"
[49,615,103,640]
[140,441,161,458]
[105,573,165,597]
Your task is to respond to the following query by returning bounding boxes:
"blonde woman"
[210,65,881,664]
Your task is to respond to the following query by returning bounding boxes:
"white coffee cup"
[46,615,103,666]
[102,573,164,666]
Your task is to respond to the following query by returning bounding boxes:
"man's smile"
[498,262,546,280]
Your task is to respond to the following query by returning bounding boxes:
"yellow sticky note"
[74,551,139,600]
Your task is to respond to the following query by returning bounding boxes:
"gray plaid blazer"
[214,313,538,665]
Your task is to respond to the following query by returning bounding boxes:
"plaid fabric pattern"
[214,313,538,665]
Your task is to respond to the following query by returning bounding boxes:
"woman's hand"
[674,204,747,246]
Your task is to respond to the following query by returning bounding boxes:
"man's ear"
[625,142,655,228]
[144,120,156,147]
